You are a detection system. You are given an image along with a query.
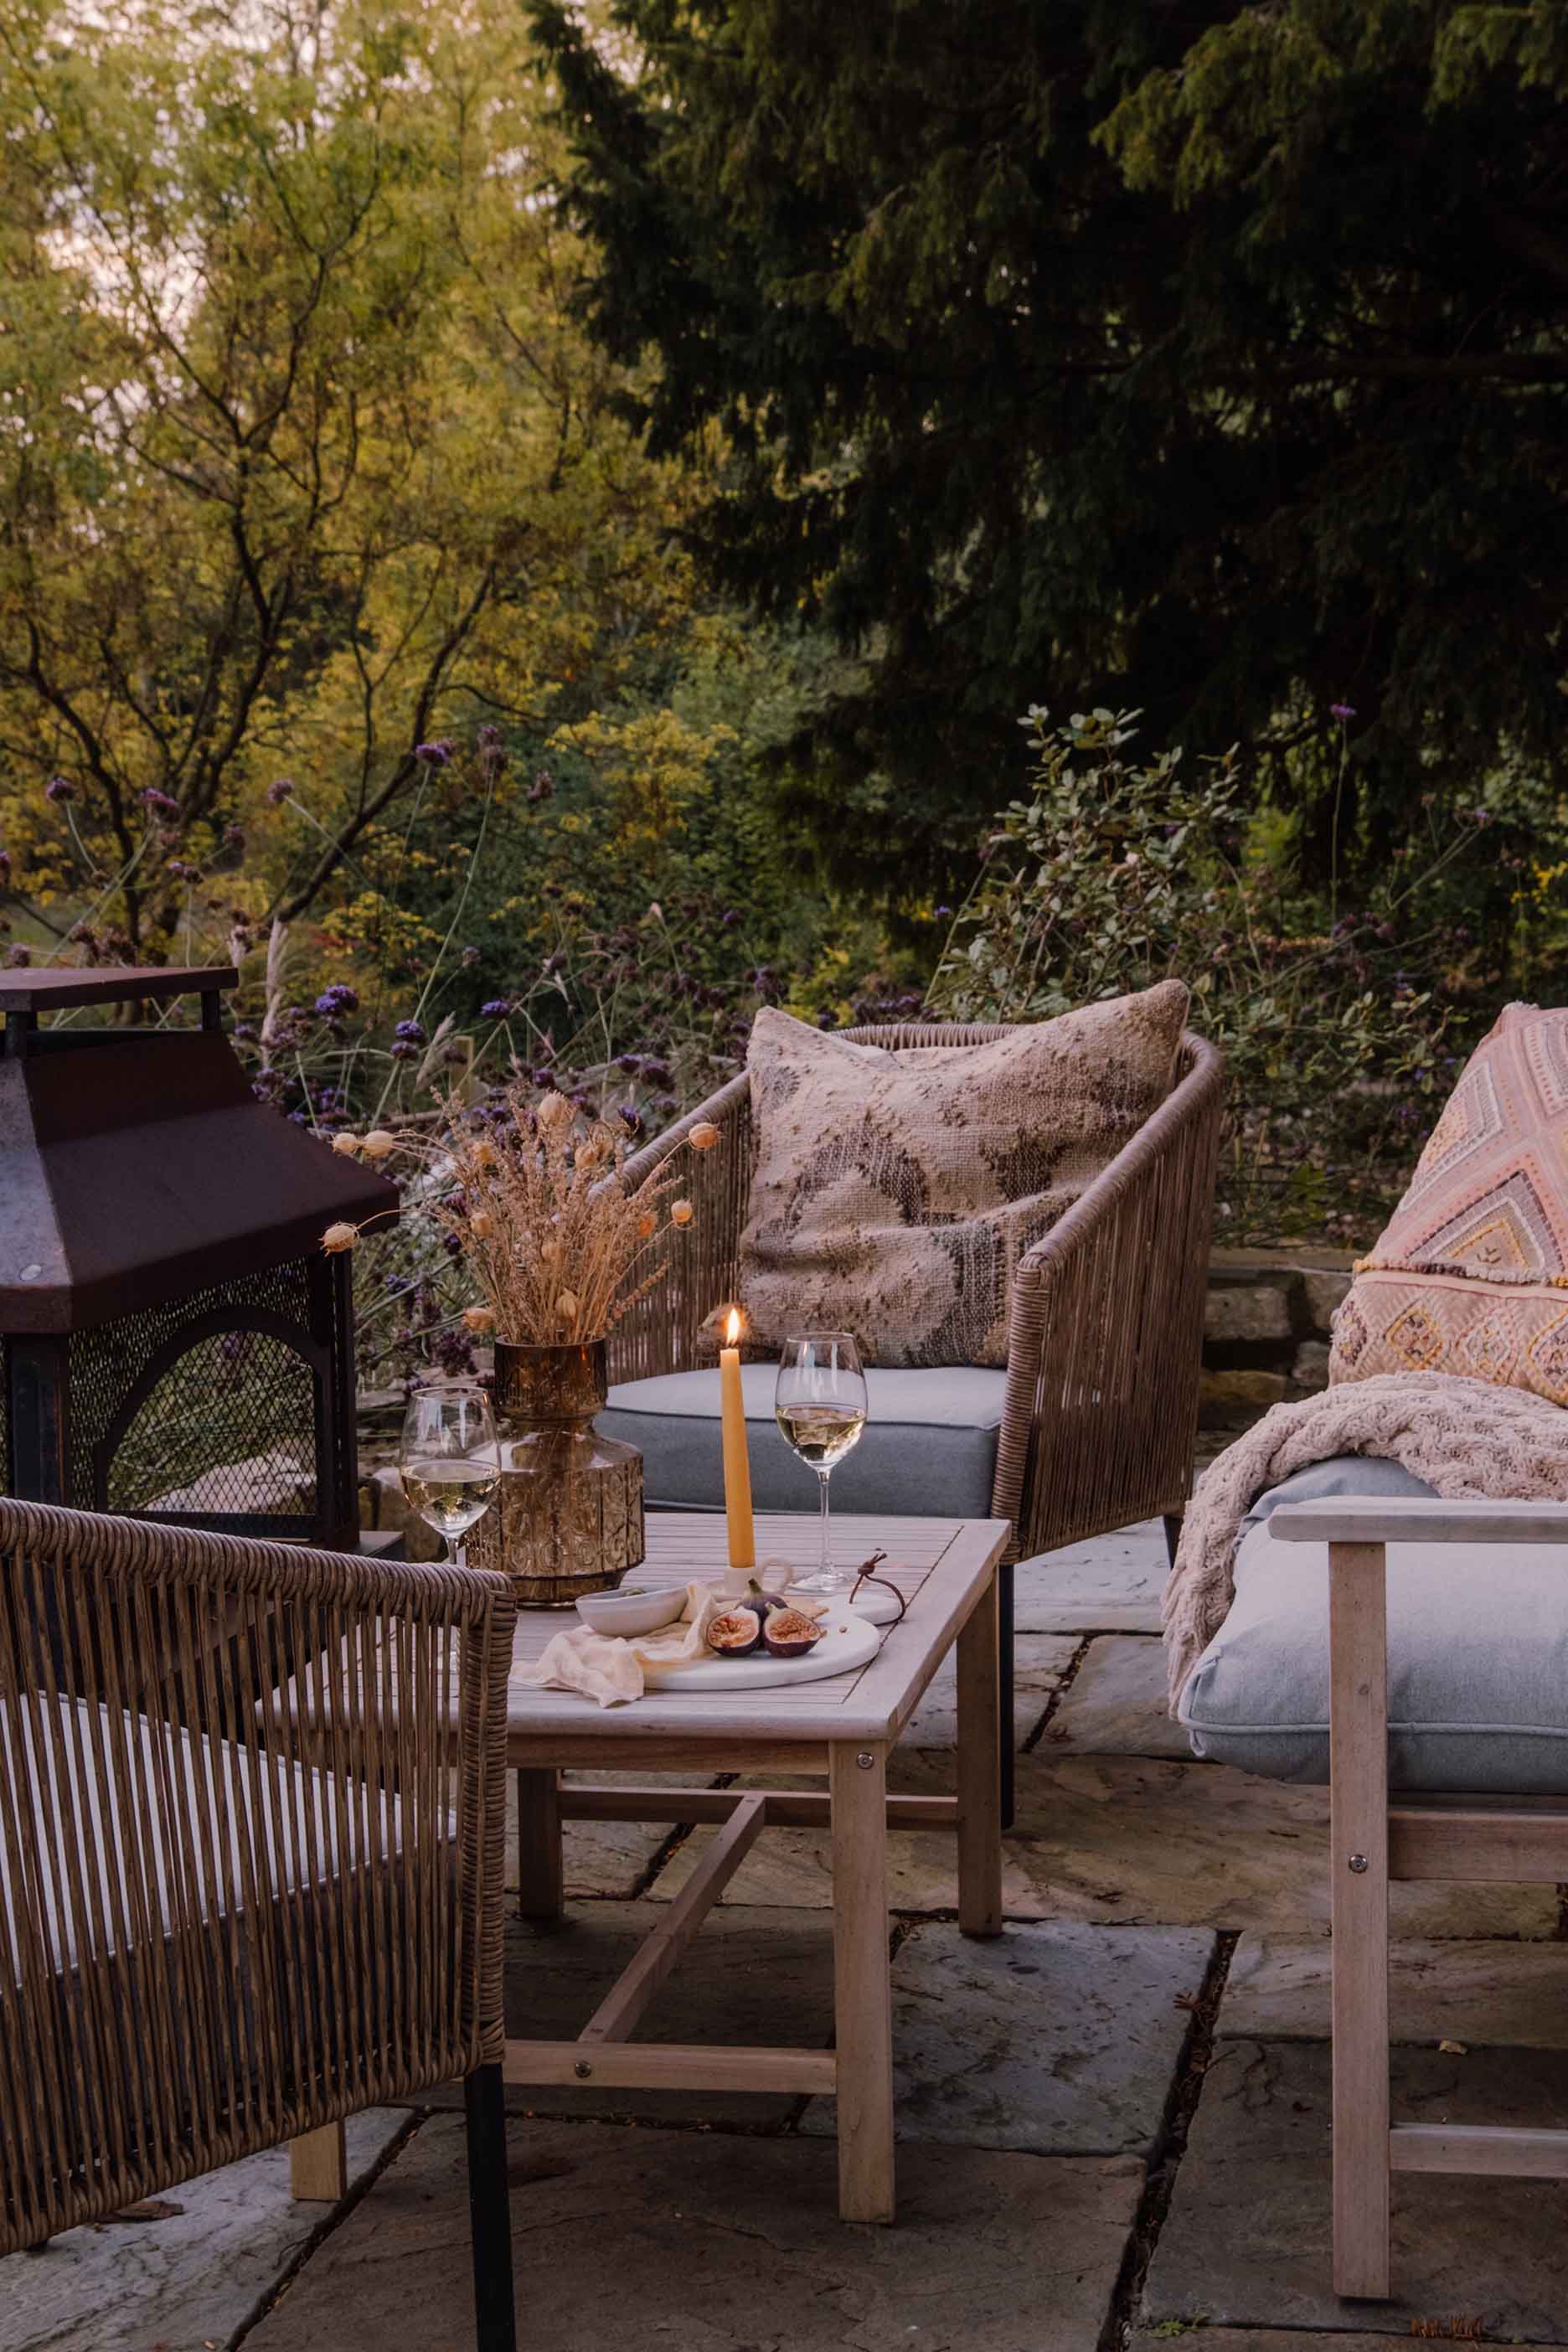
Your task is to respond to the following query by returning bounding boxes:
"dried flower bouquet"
[322,1085,720,1345]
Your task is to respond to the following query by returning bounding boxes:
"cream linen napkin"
[512,1581,725,1709]
[511,1583,829,1709]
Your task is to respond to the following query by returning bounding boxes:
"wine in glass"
[399,1382,500,1564]
[774,1332,868,1594]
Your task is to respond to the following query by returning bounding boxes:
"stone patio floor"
[10,1514,1568,2351]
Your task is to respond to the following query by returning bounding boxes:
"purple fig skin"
[761,1606,825,1659]
[707,1605,764,1656]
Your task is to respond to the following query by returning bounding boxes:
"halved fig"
[761,1606,826,1659]
[707,1605,764,1656]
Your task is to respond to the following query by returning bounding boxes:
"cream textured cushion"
[737,983,1189,1367]
[1332,1002,1568,1404]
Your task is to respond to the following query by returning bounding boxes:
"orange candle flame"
[725,1305,743,1347]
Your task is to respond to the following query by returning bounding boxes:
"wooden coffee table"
[502,1510,1008,2222]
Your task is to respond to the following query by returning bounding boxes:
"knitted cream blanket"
[1163,1371,1568,1710]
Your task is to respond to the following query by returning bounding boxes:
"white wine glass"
[399,1382,500,1565]
[774,1332,868,1594]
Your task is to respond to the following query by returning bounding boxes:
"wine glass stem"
[817,1467,833,1583]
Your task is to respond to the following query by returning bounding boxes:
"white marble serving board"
[644,1610,881,1692]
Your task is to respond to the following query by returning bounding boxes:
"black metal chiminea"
[0,964,395,1549]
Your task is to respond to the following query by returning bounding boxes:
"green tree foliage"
[0,0,823,970]
[533,0,1568,899]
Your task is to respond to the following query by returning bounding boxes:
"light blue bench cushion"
[600,1364,1007,1520]
[1179,1452,1568,1792]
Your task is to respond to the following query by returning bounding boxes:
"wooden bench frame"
[1271,1495,1568,2301]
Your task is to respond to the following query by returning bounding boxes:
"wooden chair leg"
[1328,1539,1391,2300]
[464,2064,518,2352]
[289,2122,347,2201]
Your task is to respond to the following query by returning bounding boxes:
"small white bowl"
[576,1582,688,1637]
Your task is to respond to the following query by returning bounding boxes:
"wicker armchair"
[0,1499,518,2352]
[613,1022,1223,1803]
[616,1022,1222,1557]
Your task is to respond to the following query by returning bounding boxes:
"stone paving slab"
[0,2109,406,2352]
[1221,1932,1568,2047]
[1131,2336,1479,2350]
[245,2117,1146,2352]
[1014,1520,1168,1633]
[1142,2038,1568,2340]
[408,1901,834,2128]
[800,1919,1212,2156]
[658,1754,1556,1937]
[1042,1634,1195,1758]
[902,1632,1077,1746]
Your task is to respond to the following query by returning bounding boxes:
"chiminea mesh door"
[49,1258,355,1540]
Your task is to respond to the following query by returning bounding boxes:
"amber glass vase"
[467,1339,644,1607]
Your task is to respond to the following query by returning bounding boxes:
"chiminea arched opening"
[0,965,395,1549]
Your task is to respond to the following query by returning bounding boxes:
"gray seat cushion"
[600,1364,1007,1520]
[1178,1453,1568,1792]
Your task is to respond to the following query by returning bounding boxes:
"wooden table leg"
[1328,1540,1391,2300]
[289,2121,347,2200]
[516,1767,564,1921]
[829,1740,895,2223]
[957,1571,1004,1936]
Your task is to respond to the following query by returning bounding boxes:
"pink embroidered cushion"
[1331,1002,1568,1402]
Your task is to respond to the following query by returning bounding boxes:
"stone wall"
[1200,1246,1355,1431]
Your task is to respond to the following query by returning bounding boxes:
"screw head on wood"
[1348,1854,1369,1874]
[574,2060,592,2079]
[856,1751,875,1769]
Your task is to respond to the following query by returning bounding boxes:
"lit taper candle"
[719,1305,756,1581]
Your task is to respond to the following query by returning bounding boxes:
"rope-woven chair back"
[610,1024,1207,1385]
[0,1497,513,2252]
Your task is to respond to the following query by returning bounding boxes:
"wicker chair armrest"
[0,1499,515,2250]
[994,1033,1225,1559]
[610,1071,753,1382]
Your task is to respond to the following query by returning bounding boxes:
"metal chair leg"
[1163,1509,1184,1571]
[464,2064,517,2352]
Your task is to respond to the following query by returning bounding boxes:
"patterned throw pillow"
[737,981,1190,1368]
[1332,1002,1568,1402]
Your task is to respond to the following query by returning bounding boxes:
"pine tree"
[534,0,1568,895]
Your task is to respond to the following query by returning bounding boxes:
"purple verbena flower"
[415,740,454,767]
[142,787,179,815]
[527,769,554,804]
[616,1052,642,1075]
[45,776,75,803]
[389,1038,420,1061]
[224,824,246,850]
[266,777,295,805]
[617,1102,642,1135]
[935,903,953,918]
[481,998,512,1019]
[394,1017,426,1044]
[1330,703,1356,723]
